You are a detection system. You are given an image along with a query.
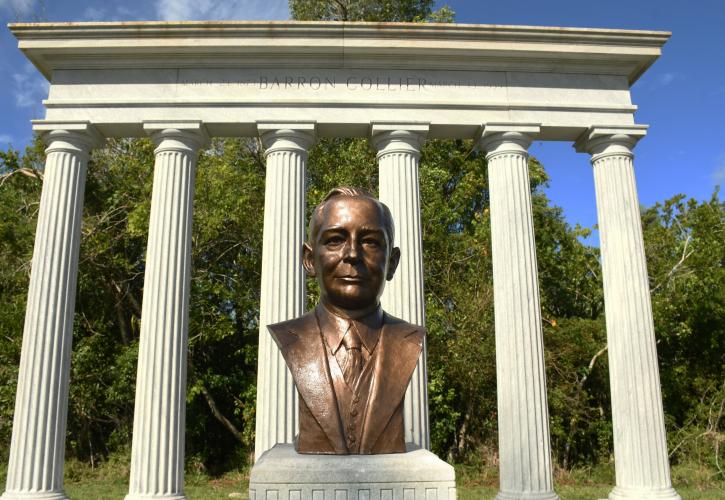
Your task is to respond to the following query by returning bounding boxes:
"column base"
[609,485,681,500]
[496,490,559,500]
[250,443,455,499]
[124,495,186,500]
[1,492,69,500]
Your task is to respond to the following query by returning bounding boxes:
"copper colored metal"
[268,187,425,454]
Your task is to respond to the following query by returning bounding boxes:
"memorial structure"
[3,20,678,500]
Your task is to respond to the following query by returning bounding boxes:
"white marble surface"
[2,124,100,500]
[254,125,314,460]
[2,20,678,500]
[8,21,669,140]
[373,124,430,450]
[479,125,558,500]
[126,123,208,500]
[577,127,680,500]
[250,444,456,500]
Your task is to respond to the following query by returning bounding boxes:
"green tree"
[290,0,454,23]
[643,193,725,472]
[0,140,46,450]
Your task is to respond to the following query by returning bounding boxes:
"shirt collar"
[316,303,383,355]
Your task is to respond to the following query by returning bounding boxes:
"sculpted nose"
[343,241,360,262]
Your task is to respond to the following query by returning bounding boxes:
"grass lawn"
[0,458,715,499]
[60,472,724,499]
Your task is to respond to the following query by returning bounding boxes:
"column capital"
[476,123,540,157]
[574,125,648,160]
[32,120,104,157]
[370,123,429,159]
[257,122,316,156]
[143,121,210,153]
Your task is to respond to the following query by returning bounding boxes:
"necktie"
[342,323,363,388]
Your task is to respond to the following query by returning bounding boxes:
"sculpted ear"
[302,243,316,277]
[386,247,401,281]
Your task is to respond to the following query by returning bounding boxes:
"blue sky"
[1,0,723,241]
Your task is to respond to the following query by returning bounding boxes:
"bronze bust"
[268,187,425,454]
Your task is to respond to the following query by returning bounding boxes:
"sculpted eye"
[324,235,345,247]
[363,237,382,248]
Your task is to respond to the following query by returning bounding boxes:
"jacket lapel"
[360,315,424,453]
[268,312,347,453]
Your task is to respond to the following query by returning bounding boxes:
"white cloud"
[115,6,136,18]
[658,73,676,86]
[155,0,288,21]
[12,61,49,109]
[0,134,13,144]
[0,0,37,17]
[82,6,106,21]
[713,160,725,185]
[81,5,144,22]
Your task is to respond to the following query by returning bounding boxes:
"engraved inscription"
[179,73,505,92]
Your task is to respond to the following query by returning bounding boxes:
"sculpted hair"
[307,187,395,246]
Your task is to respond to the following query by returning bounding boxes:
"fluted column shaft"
[580,131,679,500]
[372,126,429,449]
[3,125,100,500]
[479,127,558,500]
[126,124,207,500]
[254,125,314,460]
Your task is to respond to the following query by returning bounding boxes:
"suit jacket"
[268,305,425,454]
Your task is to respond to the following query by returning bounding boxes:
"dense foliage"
[1,131,722,477]
[0,0,722,483]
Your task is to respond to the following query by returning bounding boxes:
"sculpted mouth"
[338,276,364,282]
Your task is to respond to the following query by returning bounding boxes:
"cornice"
[9,21,670,85]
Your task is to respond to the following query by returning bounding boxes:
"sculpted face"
[303,196,400,312]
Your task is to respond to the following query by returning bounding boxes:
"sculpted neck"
[321,300,381,321]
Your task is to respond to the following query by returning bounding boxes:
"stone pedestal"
[576,127,680,500]
[250,444,456,500]
[479,125,558,500]
[372,124,430,450]
[126,123,208,500]
[254,124,315,460]
[2,123,101,500]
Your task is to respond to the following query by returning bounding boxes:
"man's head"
[303,187,400,312]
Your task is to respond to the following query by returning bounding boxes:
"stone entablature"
[11,21,667,140]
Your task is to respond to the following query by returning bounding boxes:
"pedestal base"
[1,493,69,500]
[609,485,681,500]
[250,444,456,500]
[496,491,559,500]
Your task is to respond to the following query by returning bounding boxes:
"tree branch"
[0,167,43,187]
[199,384,245,445]
[651,234,693,292]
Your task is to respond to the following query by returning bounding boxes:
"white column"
[126,122,208,500]
[2,123,101,500]
[371,124,430,449]
[478,124,558,500]
[254,124,315,460]
[575,127,680,500]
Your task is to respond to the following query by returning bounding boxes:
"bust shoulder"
[267,310,318,350]
[380,312,426,348]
